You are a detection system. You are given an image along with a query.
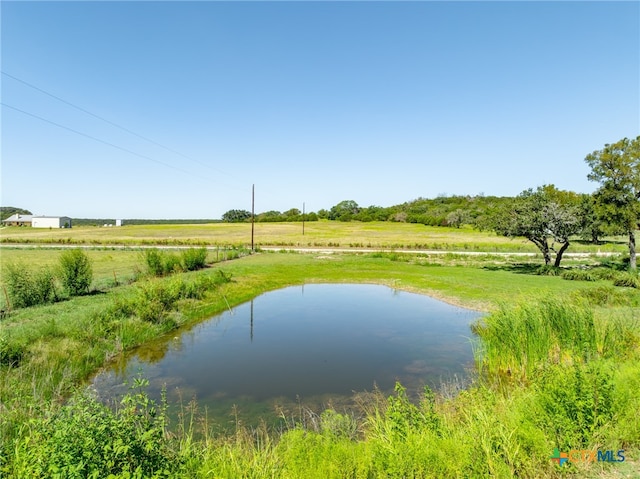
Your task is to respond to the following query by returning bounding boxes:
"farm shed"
[32,216,72,228]
[2,214,33,226]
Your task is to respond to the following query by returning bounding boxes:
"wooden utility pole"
[251,184,255,251]
[302,202,305,236]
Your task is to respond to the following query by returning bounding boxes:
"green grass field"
[1,228,638,478]
[0,221,630,252]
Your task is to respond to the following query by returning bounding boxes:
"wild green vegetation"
[1,247,639,477]
[143,247,209,276]
[2,248,94,309]
[59,248,94,296]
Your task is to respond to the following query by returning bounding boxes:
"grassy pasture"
[0,221,630,252]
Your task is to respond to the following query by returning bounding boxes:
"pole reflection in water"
[91,284,482,427]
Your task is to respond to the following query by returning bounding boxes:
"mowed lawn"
[0,221,629,252]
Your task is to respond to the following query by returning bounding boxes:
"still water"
[91,284,481,426]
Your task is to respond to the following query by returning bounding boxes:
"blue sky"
[2,1,638,219]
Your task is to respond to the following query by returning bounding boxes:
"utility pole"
[302,202,305,236]
[251,184,255,251]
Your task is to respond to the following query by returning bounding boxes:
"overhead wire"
[1,70,243,185]
[1,102,212,179]
[2,71,304,210]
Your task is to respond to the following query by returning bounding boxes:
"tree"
[578,194,607,244]
[282,208,302,221]
[221,209,251,223]
[328,200,360,221]
[585,136,640,270]
[487,185,581,267]
[446,209,470,228]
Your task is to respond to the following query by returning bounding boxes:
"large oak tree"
[585,136,640,270]
[488,185,581,267]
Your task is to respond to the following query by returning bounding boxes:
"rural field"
[0,224,639,478]
[0,220,630,253]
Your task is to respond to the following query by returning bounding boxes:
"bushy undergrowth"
[99,270,232,326]
[3,261,57,308]
[59,248,93,296]
[9,359,637,478]
[612,271,640,289]
[534,362,615,449]
[2,249,93,310]
[11,384,178,478]
[535,265,561,276]
[181,247,208,271]
[571,285,640,306]
[144,249,183,276]
[143,247,213,277]
[561,269,596,282]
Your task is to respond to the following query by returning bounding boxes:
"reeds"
[472,299,636,381]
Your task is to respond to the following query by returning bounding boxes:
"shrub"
[535,265,561,276]
[612,272,640,289]
[535,362,614,448]
[59,248,93,296]
[591,267,620,281]
[571,285,632,306]
[143,249,183,277]
[181,247,208,271]
[3,262,56,308]
[560,269,595,282]
[123,271,233,324]
[144,249,165,276]
[11,389,178,477]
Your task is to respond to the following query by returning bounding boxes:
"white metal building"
[32,216,72,228]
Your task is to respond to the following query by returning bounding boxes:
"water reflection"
[91,284,482,426]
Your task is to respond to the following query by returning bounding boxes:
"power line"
[1,70,237,179]
[2,102,219,182]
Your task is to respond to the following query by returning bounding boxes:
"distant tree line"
[221,136,640,270]
[222,196,512,226]
[70,218,222,226]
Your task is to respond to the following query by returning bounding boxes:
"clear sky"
[1,1,639,219]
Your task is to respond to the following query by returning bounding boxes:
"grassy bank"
[1,251,639,477]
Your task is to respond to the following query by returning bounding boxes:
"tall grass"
[471,300,636,381]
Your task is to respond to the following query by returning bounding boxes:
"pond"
[91,284,482,428]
